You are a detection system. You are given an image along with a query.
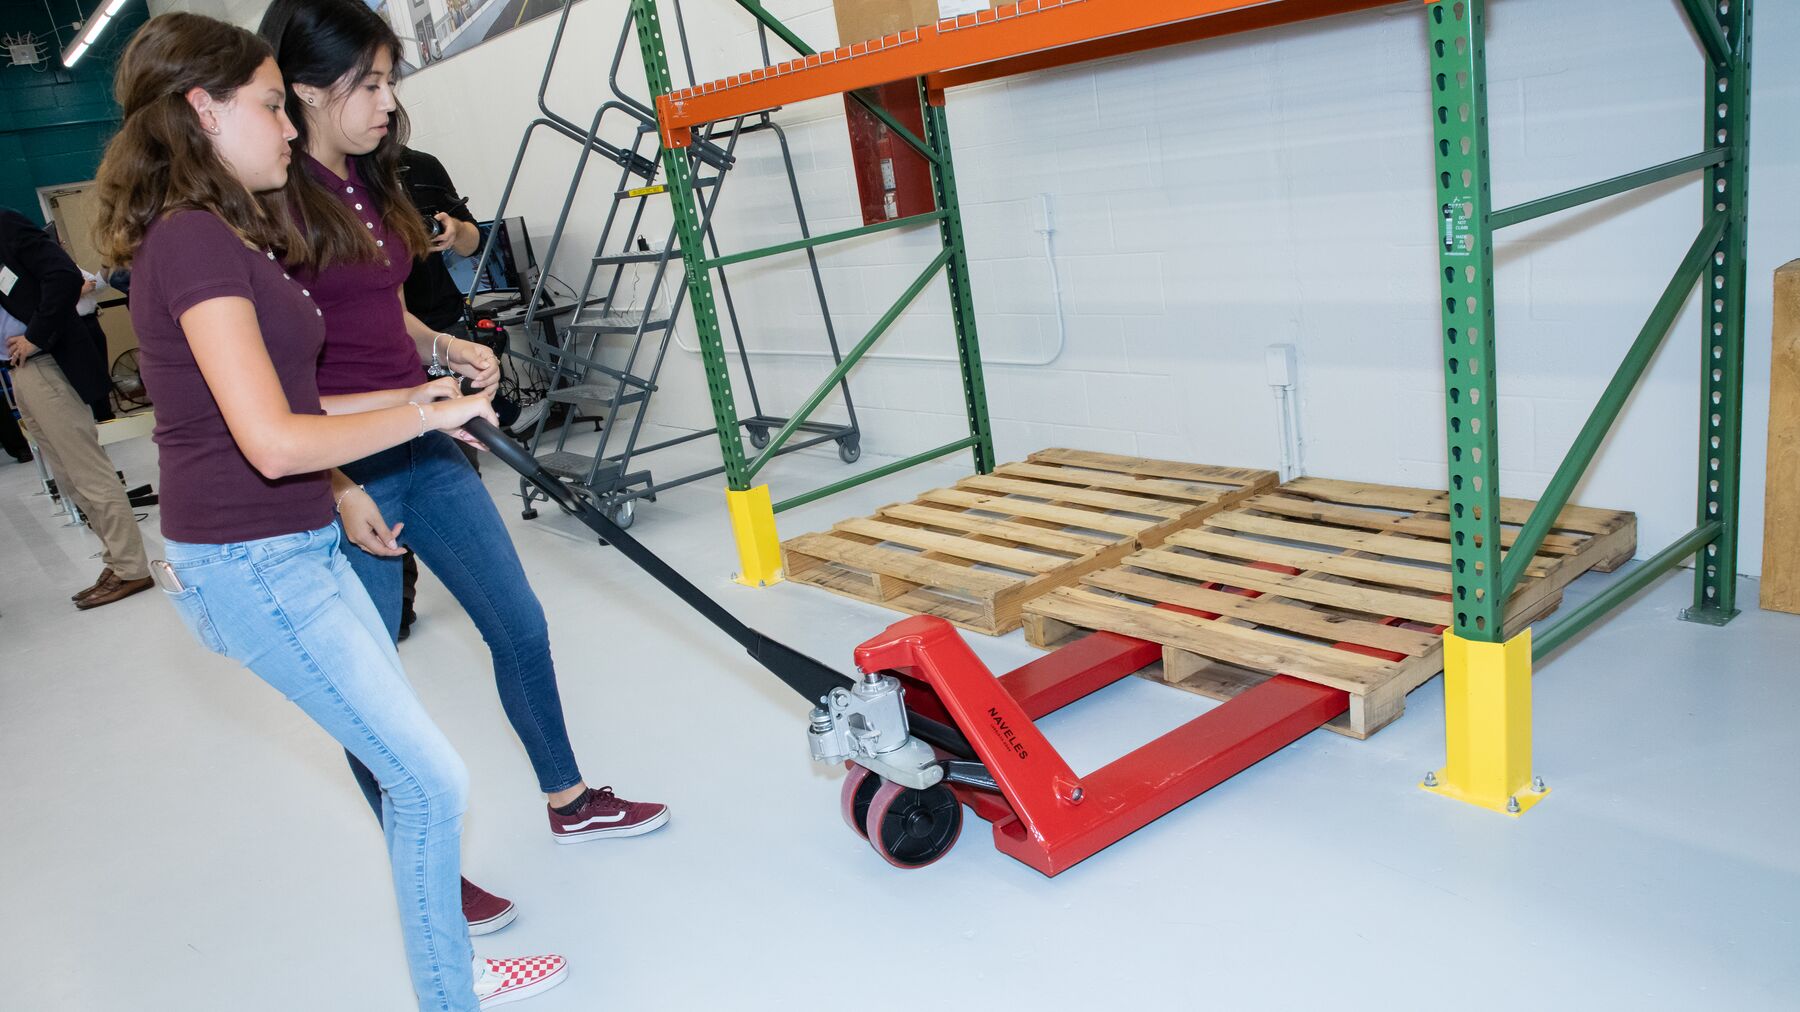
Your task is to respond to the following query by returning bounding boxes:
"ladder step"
[592,251,674,266]
[615,179,718,197]
[564,309,674,334]
[535,452,624,484]
[546,383,649,406]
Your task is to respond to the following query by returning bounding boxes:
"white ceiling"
[145,0,270,30]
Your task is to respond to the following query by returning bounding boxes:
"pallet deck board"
[1241,492,1592,558]
[1079,569,1440,657]
[780,448,1278,635]
[1023,477,1637,738]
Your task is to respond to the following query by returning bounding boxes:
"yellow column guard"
[727,485,784,588]
[1423,627,1549,816]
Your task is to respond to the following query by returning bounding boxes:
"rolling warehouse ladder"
[472,0,862,530]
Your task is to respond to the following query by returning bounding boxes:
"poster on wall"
[368,0,582,75]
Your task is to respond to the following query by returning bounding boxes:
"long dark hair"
[91,13,292,265]
[257,0,427,272]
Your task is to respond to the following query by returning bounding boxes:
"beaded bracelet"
[334,484,365,514]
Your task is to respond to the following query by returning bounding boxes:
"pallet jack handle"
[466,417,855,704]
[465,418,976,758]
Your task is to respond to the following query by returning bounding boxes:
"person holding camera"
[260,0,670,940]
[401,146,481,335]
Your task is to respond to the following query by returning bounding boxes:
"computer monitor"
[444,217,538,298]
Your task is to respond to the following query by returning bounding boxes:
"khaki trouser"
[13,356,149,581]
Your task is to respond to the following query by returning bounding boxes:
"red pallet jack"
[471,419,1416,876]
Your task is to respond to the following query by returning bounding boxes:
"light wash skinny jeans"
[162,522,477,1011]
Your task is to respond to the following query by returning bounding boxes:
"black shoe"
[397,622,413,643]
[7,452,28,464]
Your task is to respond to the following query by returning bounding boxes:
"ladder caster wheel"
[865,781,961,869]
[748,426,770,450]
[521,508,539,521]
[605,500,635,530]
[840,765,882,840]
[837,437,861,464]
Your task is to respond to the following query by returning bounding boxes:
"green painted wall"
[0,1,150,225]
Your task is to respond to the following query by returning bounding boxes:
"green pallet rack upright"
[1425,0,1752,815]
[631,0,996,587]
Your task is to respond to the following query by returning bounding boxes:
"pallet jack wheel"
[840,765,882,839]
[864,780,962,869]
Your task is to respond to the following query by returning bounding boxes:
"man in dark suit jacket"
[0,365,29,463]
[0,211,110,402]
[0,207,150,609]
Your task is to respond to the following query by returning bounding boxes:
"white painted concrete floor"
[2,424,1797,1011]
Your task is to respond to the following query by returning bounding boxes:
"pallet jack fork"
[847,619,1348,875]
[470,418,1352,877]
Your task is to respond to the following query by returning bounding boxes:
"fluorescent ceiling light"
[62,1,131,69]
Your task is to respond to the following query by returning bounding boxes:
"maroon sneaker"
[463,878,516,935]
[547,786,669,844]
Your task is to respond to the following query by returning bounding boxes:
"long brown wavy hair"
[91,13,294,265]
[258,0,428,274]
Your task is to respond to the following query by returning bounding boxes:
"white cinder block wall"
[381,0,1794,578]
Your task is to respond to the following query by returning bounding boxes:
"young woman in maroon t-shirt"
[89,14,565,1010]
[257,0,670,929]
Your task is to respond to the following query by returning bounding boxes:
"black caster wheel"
[605,500,636,530]
[837,438,861,464]
[840,765,882,839]
[865,781,962,869]
[748,426,770,450]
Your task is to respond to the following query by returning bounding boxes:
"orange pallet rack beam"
[657,0,1407,147]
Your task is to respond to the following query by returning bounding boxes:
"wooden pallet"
[780,448,1278,635]
[1022,477,1637,738]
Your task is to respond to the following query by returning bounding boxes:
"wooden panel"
[1763,261,1800,614]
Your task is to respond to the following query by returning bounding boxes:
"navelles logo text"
[988,707,1029,760]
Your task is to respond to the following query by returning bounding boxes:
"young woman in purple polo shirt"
[91,14,565,1010]
[257,0,670,927]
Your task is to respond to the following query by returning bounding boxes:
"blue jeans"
[161,523,477,1012]
[339,432,582,818]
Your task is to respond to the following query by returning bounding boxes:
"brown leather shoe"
[76,572,153,610]
[72,567,115,602]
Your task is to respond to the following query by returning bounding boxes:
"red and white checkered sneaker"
[474,954,568,1008]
